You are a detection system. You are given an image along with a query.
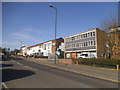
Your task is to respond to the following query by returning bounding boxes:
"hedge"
[73,58,120,69]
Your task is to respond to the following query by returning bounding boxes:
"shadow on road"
[2,69,35,82]
[2,58,12,61]
[1,64,13,67]
[12,57,26,61]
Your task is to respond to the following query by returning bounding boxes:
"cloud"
[10,28,42,41]
[8,28,43,49]
[11,32,39,41]
[2,41,20,50]
[24,28,42,34]
[2,41,19,46]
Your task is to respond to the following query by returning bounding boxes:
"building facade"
[26,38,64,57]
[64,28,106,59]
[21,46,29,56]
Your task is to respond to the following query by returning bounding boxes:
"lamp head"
[49,4,53,7]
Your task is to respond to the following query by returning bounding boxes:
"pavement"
[2,57,119,88]
[17,56,119,83]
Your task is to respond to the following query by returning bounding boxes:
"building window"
[79,43,81,47]
[91,41,93,46]
[90,32,92,37]
[93,31,95,36]
[39,45,41,48]
[86,42,88,46]
[79,35,81,39]
[72,44,75,48]
[81,34,83,38]
[76,35,79,40]
[86,33,87,38]
[72,37,75,41]
[81,42,83,47]
[94,41,96,45]
[75,36,77,40]
[83,34,85,38]
[41,45,43,48]
[76,43,79,47]
[88,41,90,46]
[84,42,86,47]
[88,33,90,37]
[44,44,46,50]
[48,43,51,47]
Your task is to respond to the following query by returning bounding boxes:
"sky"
[2,2,118,50]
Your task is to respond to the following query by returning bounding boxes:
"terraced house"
[64,28,106,59]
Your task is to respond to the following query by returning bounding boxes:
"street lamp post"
[49,4,57,64]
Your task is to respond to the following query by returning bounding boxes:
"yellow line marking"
[22,58,120,83]
[43,64,119,83]
[76,64,117,71]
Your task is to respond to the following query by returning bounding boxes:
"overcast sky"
[2,2,118,50]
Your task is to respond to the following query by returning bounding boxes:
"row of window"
[39,43,51,50]
[66,40,96,48]
[65,31,95,42]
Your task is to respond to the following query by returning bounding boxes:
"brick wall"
[58,59,73,64]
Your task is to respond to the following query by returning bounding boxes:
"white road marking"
[24,65,38,70]
[2,82,9,90]
[11,60,38,71]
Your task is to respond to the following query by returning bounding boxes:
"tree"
[100,14,119,32]
[99,13,120,59]
[10,49,20,55]
[2,47,10,55]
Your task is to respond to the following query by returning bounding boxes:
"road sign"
[52,43,55,45]
[56,51,60,55]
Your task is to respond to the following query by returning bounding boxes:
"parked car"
[2,53,11,59]
[32,53,43,58]
[79,54,88,58]
[79,53,96,58]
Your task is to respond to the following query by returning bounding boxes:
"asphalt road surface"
[2,57,119,88]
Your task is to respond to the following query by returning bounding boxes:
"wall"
[96,29,106,58]
[58,59,73,64]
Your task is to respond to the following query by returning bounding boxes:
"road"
[2,57,119,88]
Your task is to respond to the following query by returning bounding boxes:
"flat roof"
[64,28,100,38]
